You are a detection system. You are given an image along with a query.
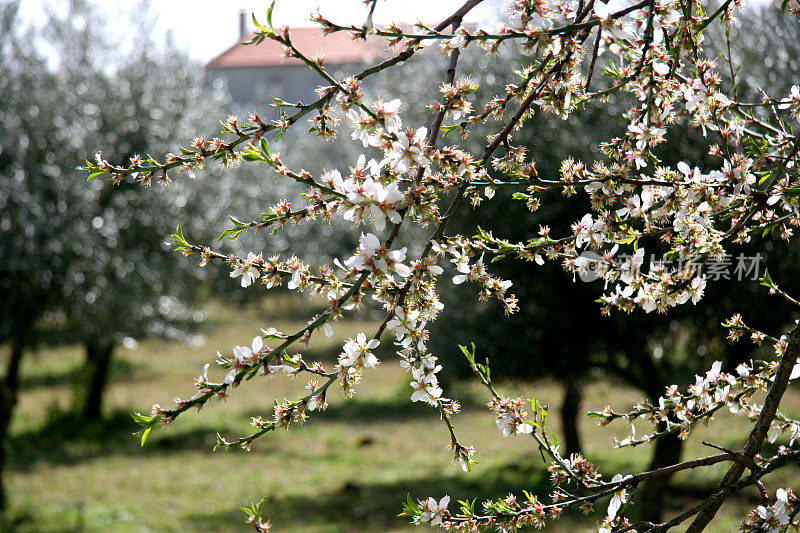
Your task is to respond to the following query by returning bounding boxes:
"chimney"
[239,10,247,41]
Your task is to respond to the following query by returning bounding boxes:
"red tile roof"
[206,27,383,69]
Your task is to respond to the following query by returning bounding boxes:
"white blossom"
[419,495,450,525]
[230,252,261,288]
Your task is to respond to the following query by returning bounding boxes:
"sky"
[17,1,495,63]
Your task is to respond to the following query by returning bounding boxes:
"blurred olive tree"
[0,0,370,509]
[0,0,235,508]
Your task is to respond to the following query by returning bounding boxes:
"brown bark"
[0,339,25,510]
[561,378,584,457]
[81,341,114,420]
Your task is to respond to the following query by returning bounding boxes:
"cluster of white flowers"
[230,252,262,288]
[572,213,607,249]
[387,307,445,406]
[338,332,380,370]
[323,157,403,231]
[488,397,534,438]
[599,474,632,533]
[597,335,800,449]
[347,98,402,147]
[741,488,794,533]
[343,232,411,278]
[408,360,443,404]
[220,336,267,385]
[331,332,380,398]
[418,496,450,526]
[385,126,431,173]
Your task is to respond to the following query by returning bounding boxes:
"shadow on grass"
[8,407,223,471]
[9,380,474,473]
[19,356,141,391]
[241,393,486,425]
[10,385,487,472]
[0,508,37,533]
[180,467,770,533]
[183,460,570,532]
[180,455,788,532]
[0,505,89,533]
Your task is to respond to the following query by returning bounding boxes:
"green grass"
[2,296,799,532]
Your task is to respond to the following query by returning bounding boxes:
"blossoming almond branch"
[85,0,800,531]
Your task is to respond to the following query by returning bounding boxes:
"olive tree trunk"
[561,378,584,457]
[81,341,114,420]
[636,427,684,521]
[0,339,25,510]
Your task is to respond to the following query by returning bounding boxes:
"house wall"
[206,63,366,109]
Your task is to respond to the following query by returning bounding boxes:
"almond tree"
[87,0,800,531]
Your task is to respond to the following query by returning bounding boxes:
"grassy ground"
[2,295,799,532]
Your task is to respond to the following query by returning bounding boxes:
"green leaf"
[256,495,268,510]
[171,224,190,251]
[528,396,538,413]
[251,12,267,33]
[130,410,156,426]
[240,496,269,522]
[219,228,244,240]
[87,170,106,181]
[213,432,229,451]
[269,96,294,108]
[398,493,421,517]
[266,1,275,31]
[439,124,460,137]
[219,216,250,241]
[458,343,476,367]
[130,410,158,447]
[241,149,265,162]
[760,268,774,288]
[458,498,477,517]
[140,426,153,447]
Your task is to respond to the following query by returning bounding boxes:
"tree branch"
[685,321,800,532]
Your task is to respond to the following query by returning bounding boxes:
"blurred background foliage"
[1,0,799,530]
[0,0,333,511]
